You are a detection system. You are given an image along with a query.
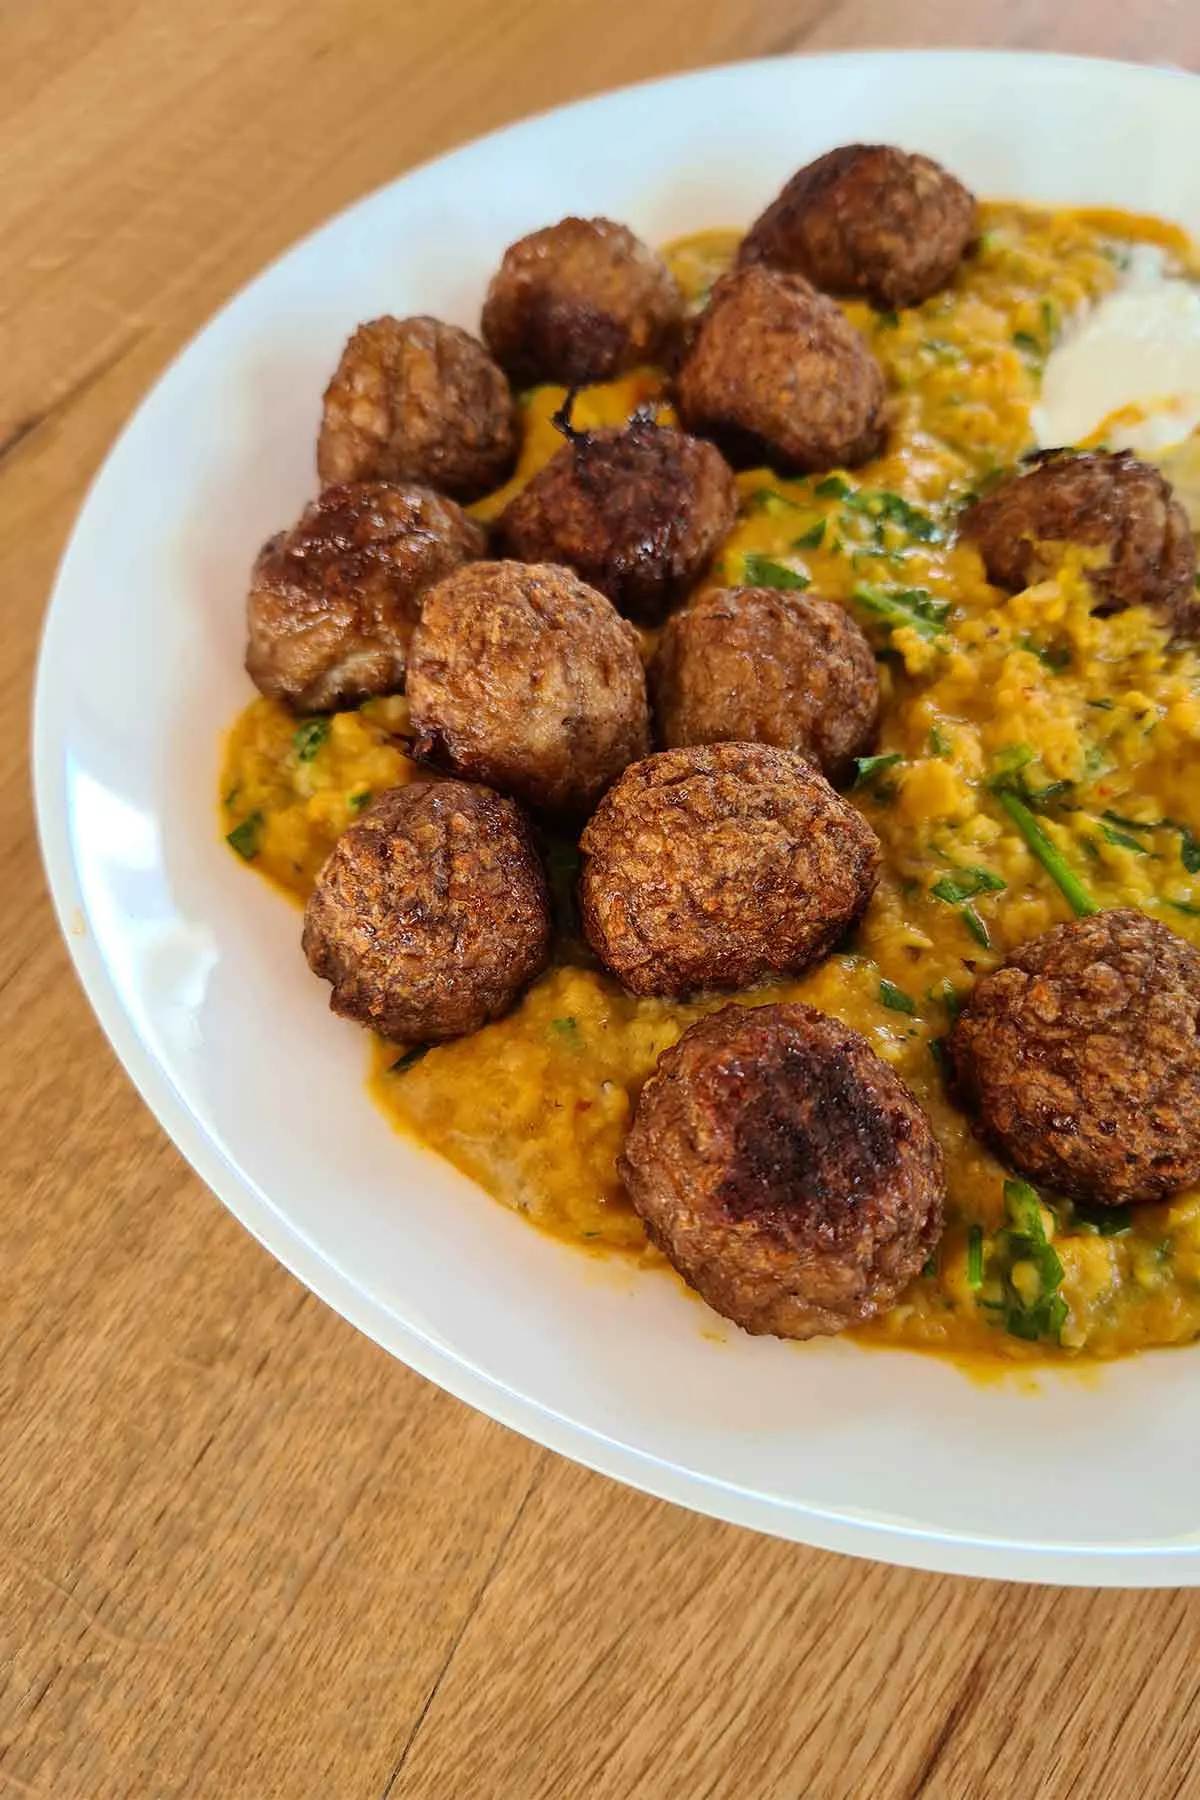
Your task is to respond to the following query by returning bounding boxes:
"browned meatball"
[652,586,878,783]
[580,742,880,996]
[675,266,887,474]
[739,144,976,310]
[620,1002,945,1338]
[302,781,551,1043]
[480,217,685,388]
[406,561,650,816]
[961,450,1199,636]
[317,316,517,502]
[495,413,737,623]
[244,482,486,712]
[948,910,1200,1206]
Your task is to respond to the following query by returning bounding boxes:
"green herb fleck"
[928,725,951,757]
[877,309,900,329]
[961,903,991,948]
[226,812,264,861]
[746,487,800,516]
[1013,329,1044,357]
[741,553,810,591]
[967,1224,984,1290]
[792,519,826,550]
[852,752,903,790]
[929,1037,947,1073]
[851,584,951,641]
[348,789,372,813]
[990,1179,1069,1344]
[293,717,331,762]
[931,866,1006,904]
[389,1044,431,1075]
[1070,1200,1133,1238]
[1100,822,1151,855]
[1087,698,1116,712]
[550,1016,580,1042]
[855,490,940,542]
[879,979,917,1016]
[815,474,851,500]
[1018,635,1071,672]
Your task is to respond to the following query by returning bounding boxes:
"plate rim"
[32,45,1200,1587]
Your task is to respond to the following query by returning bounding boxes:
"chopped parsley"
[851,584,951,641]
[961,903,991,948]
[293,717,331,762]
[966,1224,984,1290]
[879,979,917,1016]
[1099,822,1152,856]
[851,752,903,790]
[550,1016,580,1042]
[740,553,810,591]
[985,1179,1069,1344]
[928,725,951,757]
[745,487,800,516]
[226,812,264,861]
[814,474,851,500]
[931,866,1006,904]
[792,519,826,550]
[348,789,372,812]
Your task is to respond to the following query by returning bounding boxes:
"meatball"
[302,780,551,1043]
[675,266,887,474]
[406,560,650,816]
[620,1002,945,1338]
[961,449,1199,636]
[579,742,880,997]
[480,217,685,388]
[495,412,737,623]
[317,315,517,502]
[651,586,878,783]
[948,909,1200,1205]
[739,144,976,310]
[244,482,486,712]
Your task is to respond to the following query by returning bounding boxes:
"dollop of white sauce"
[1033,247,1200,455]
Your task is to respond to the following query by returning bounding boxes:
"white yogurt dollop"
[1033,248,1200,456]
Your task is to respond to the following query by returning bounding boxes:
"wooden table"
[6,5,1200,1795]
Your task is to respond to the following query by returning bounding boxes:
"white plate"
[35,50,1200,1585]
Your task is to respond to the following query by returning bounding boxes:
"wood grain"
[5,5,1200,1797]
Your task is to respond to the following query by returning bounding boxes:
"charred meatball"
[406,560,650,816]
[652,586,878,783]
[302,781,551,1042]
[739,144,976,310]
[245,482,486,712]
[481,217,685,388]
[580,742,880,996]
[317,316,517,502]
[948,909,1200,1205]
[496,412,737,622]
[961,450,1198,636]
[620,1002,945,1338]
[675,266,887,474]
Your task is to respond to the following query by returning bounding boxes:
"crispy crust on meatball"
[480,217,685,389]
[739,144,976,309]
[579,742,881,997]
[675,266,887,474]
[317,316,517,502]
[406,560,651,816]
[961,450,1199,637]
[948,910,1200,1205]
[302,781,551,1043]
[619,1002,945,1338]
[245,482,486,712]
[651,586,879,783]
[495,414,737,622]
